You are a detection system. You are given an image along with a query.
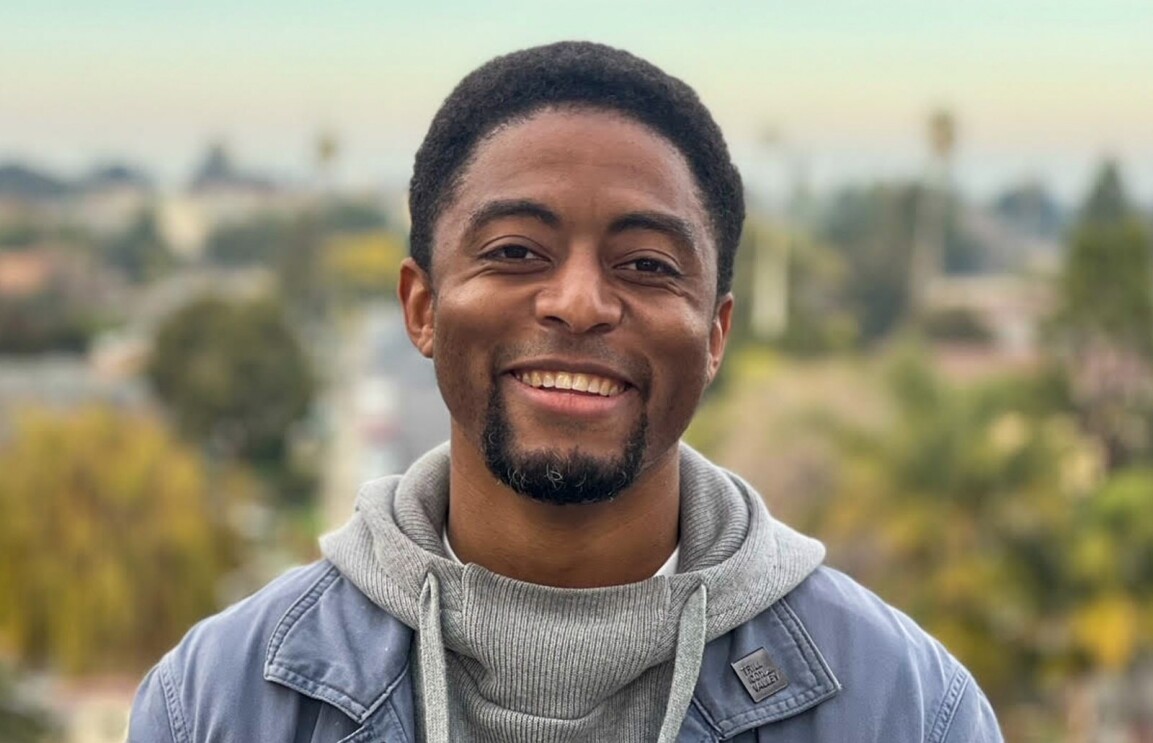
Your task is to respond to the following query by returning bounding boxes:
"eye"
[619,256,682,277]
[480,244,546,262]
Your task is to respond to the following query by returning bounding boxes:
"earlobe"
[706,294,734,383]
[398,258,436,358]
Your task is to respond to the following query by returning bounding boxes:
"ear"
[398,258,435,358]
[706,293,734,384]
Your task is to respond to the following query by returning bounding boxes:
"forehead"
[441,108,711,241]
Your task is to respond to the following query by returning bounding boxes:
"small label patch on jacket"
[731,647,789,703]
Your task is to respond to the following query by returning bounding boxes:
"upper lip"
[504,358,636,389]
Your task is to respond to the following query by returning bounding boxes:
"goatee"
[481,385,648,505]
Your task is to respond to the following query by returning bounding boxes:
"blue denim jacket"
[129,561,1002,742]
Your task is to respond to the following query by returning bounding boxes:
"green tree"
[146,295,315,468]
[791,352,1153,737]
[203,215,288,267]
[0,407,255,674]
[1054,161,1153,467]
[817,183,985,344]
[100,208,174,283]
[1058,161,1153,356]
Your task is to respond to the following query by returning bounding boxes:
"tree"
[323,230,406,304]
[100,208,174,283]
[817,183,984,344]
[146,295,315,468]
[793,352,1153,738]
[1059,161,1153,356]
[0,406,255,674]
[1054,161,1153,467]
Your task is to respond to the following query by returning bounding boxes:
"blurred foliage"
[203,213,288,268]
[816,183,984,343]
[324,230,406,304]
[700,344,1153,735]
[99,209,175,284]
[202,199,401,315]
[0,221,46,250]
[920,306,995,345]
[146,295,315,471]
[0,293,94,354]
[1052,160,1153,469]
[317,199,391,233]
[0,406,255,675]
[1057,161,1153,358]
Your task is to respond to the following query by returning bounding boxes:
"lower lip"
[505,374,634,418]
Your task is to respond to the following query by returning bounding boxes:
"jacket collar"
[263,564,839,737]
[263,565,413,725]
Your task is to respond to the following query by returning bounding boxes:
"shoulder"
[775,566,1002,741]
[165,560,342,679]
[127,561,364,742]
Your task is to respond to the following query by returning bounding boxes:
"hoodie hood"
[321,442,824,742]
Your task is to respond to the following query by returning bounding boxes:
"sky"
[3,0,1151,204]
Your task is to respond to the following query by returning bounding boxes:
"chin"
[481,388,649,506]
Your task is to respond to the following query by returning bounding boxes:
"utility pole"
[750,127,804,340]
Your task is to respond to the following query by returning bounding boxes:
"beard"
[481,384,648,505]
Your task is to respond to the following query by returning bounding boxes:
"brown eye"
[482,244,543,261]
[621,257,681,277]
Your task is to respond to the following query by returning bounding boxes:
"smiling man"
[129,42,1003,742]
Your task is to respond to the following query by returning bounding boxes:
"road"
[320,301,450,531]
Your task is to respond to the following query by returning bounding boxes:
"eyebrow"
[464,199,700,255]
[608,211,699,255]
[465,199,560,237]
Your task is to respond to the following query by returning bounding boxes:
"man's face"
[403,107,732,503]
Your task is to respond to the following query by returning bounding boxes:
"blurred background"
[2,1,1151,740]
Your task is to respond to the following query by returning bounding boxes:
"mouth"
[510,369,629,397]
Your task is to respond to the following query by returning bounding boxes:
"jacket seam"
[262,656,413,729]
[927,664,970,743]
[157,656,190,743]
[689,695,721,735]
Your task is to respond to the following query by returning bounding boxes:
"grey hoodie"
[321,442,824,742]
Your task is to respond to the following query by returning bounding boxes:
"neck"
[446,429,680,588]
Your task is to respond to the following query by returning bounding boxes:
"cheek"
[646,312,715,425]
[430,291,501,420]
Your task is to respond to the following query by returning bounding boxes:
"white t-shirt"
[442,529,680,577]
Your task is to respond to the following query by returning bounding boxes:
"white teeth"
[515,369,625,396]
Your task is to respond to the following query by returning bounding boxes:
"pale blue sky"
[3,0,1151,202]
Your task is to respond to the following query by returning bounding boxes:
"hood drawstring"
[419,573,451,741]
[657,582,708,743]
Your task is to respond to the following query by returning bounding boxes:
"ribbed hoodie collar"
[321,442,824,741]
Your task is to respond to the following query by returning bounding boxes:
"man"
[129,41,1002,741]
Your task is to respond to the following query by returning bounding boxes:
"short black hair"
[408,40,744,296]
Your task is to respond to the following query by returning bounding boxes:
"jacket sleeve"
[937,671,1003,743]
[127,660,183,743]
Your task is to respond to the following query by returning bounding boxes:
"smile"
[512,370,627,397]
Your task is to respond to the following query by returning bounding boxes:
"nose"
[535,251,623,334]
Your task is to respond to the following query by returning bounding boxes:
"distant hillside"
[0,163,70,200]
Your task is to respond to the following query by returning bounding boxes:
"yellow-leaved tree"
[0,406,256,674]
